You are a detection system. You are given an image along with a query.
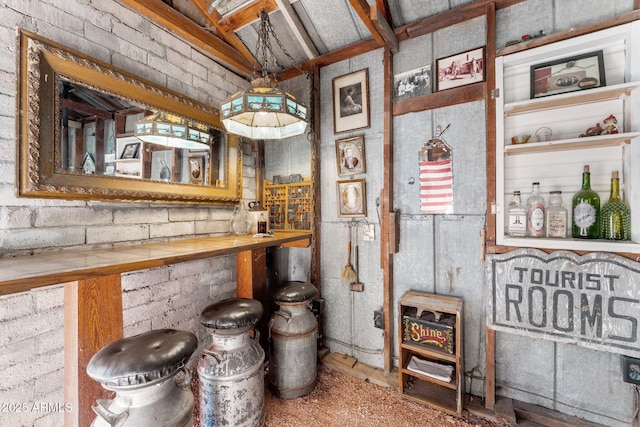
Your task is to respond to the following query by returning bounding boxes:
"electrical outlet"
[373,310,384,329]
[622,355,640,385]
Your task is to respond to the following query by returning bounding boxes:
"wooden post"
[237,248,268,349]
[64,275,123,427]
[381,47,395,377]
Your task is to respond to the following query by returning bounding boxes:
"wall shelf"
[495,22,640,254]
[398,291,464,416]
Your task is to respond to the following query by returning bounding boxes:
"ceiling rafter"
[216,0,278,33]
[117,0,253,76]
[190,0,258,68]
[274,0,319,59]
[348,0,398,53]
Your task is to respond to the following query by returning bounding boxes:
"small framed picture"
[436,46,485,91]
[530,50,605,99]
[332,69,370,134]
[335,135,365,176]
[394,65,432,101]
[120,142,140,159]
[337,179,367,218]
[188,156,204,184]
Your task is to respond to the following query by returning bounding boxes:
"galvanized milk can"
[197,298,265,427]
[268,281,318,399]
[86,329,198,427]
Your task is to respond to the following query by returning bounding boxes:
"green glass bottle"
[572,165,600,239]
[599,170,630,240]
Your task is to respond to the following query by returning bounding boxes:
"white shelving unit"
[495,22,640,254]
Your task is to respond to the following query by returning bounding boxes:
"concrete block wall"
[0,1,255,425]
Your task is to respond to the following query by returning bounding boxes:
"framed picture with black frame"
[530,50,606,99]
[332,69,370,134]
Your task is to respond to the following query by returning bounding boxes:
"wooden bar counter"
[0,231,311,427]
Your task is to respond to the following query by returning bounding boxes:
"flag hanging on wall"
[419,125,453,214]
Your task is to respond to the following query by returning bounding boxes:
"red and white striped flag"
[419,159,453,214]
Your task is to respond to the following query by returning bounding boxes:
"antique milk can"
[269,281,318,399]
[197,298,265,427]
[86,329,198,427]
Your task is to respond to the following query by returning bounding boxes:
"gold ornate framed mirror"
[17,29,242,204]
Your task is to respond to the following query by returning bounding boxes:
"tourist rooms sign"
[487,249,640,358]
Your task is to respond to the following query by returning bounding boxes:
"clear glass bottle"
[572,165,600,239]
[546,191,567,238]
[507,190,527,237]
[526,182,545,237]
[230,202,251,235]
[599,170,630,240]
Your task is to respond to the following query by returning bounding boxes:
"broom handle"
[347,240,352,264]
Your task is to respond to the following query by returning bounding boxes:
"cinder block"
[195,220,229,235]
[122,287,152,310]
[169,207,210,222]
[0,206,33,229]
[1,227,86,251]
[113,208,168,224]
[0,292,33,321]
[149,221,194,239]
[87,224,148,244]
[33,285,64,313]
[35,326,64,355]
[122,267,169,291]
[35,207,112,227]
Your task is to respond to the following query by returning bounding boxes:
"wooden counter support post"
[64,275,124,427]
[237,248,268,349]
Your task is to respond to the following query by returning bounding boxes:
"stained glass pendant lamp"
[220,8,308,140]
[135,113,211,150]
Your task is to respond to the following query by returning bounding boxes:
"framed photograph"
[337,179,366,218]
[530,50,605,99]
[150,150,173,182]
[335,135,365,176]
[394,65,432,101]
[120,142,140,159]
[188,156,205,184]
[436,46,485,91]
[332,69,370,134]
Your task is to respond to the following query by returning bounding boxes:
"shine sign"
[487,249,640,358]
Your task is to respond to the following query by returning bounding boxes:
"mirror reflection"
[59,80,225,187]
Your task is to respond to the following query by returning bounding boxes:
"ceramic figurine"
[601,114,618,134]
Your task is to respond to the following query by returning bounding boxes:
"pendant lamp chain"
[254,8,304,81]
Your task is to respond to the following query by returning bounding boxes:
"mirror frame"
[17,29,242,204]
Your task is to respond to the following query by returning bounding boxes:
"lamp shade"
[135,113,211,150]
[221,78,308,140]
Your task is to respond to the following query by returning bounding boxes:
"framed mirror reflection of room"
[17,29,242,204]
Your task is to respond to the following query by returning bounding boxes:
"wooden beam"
[484,1,497,410]
[190,0,258,68]
[116,0,253,77]
[310,65,322,293]
[217,0,278,32]
[278,38,380,81]
[485,1,497,249]
[349,0,387,49]
[381,47,394,376]
[274,0,319,59]
[371,5,399,53]
[64,275,123,427]
[393,82,485,116]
